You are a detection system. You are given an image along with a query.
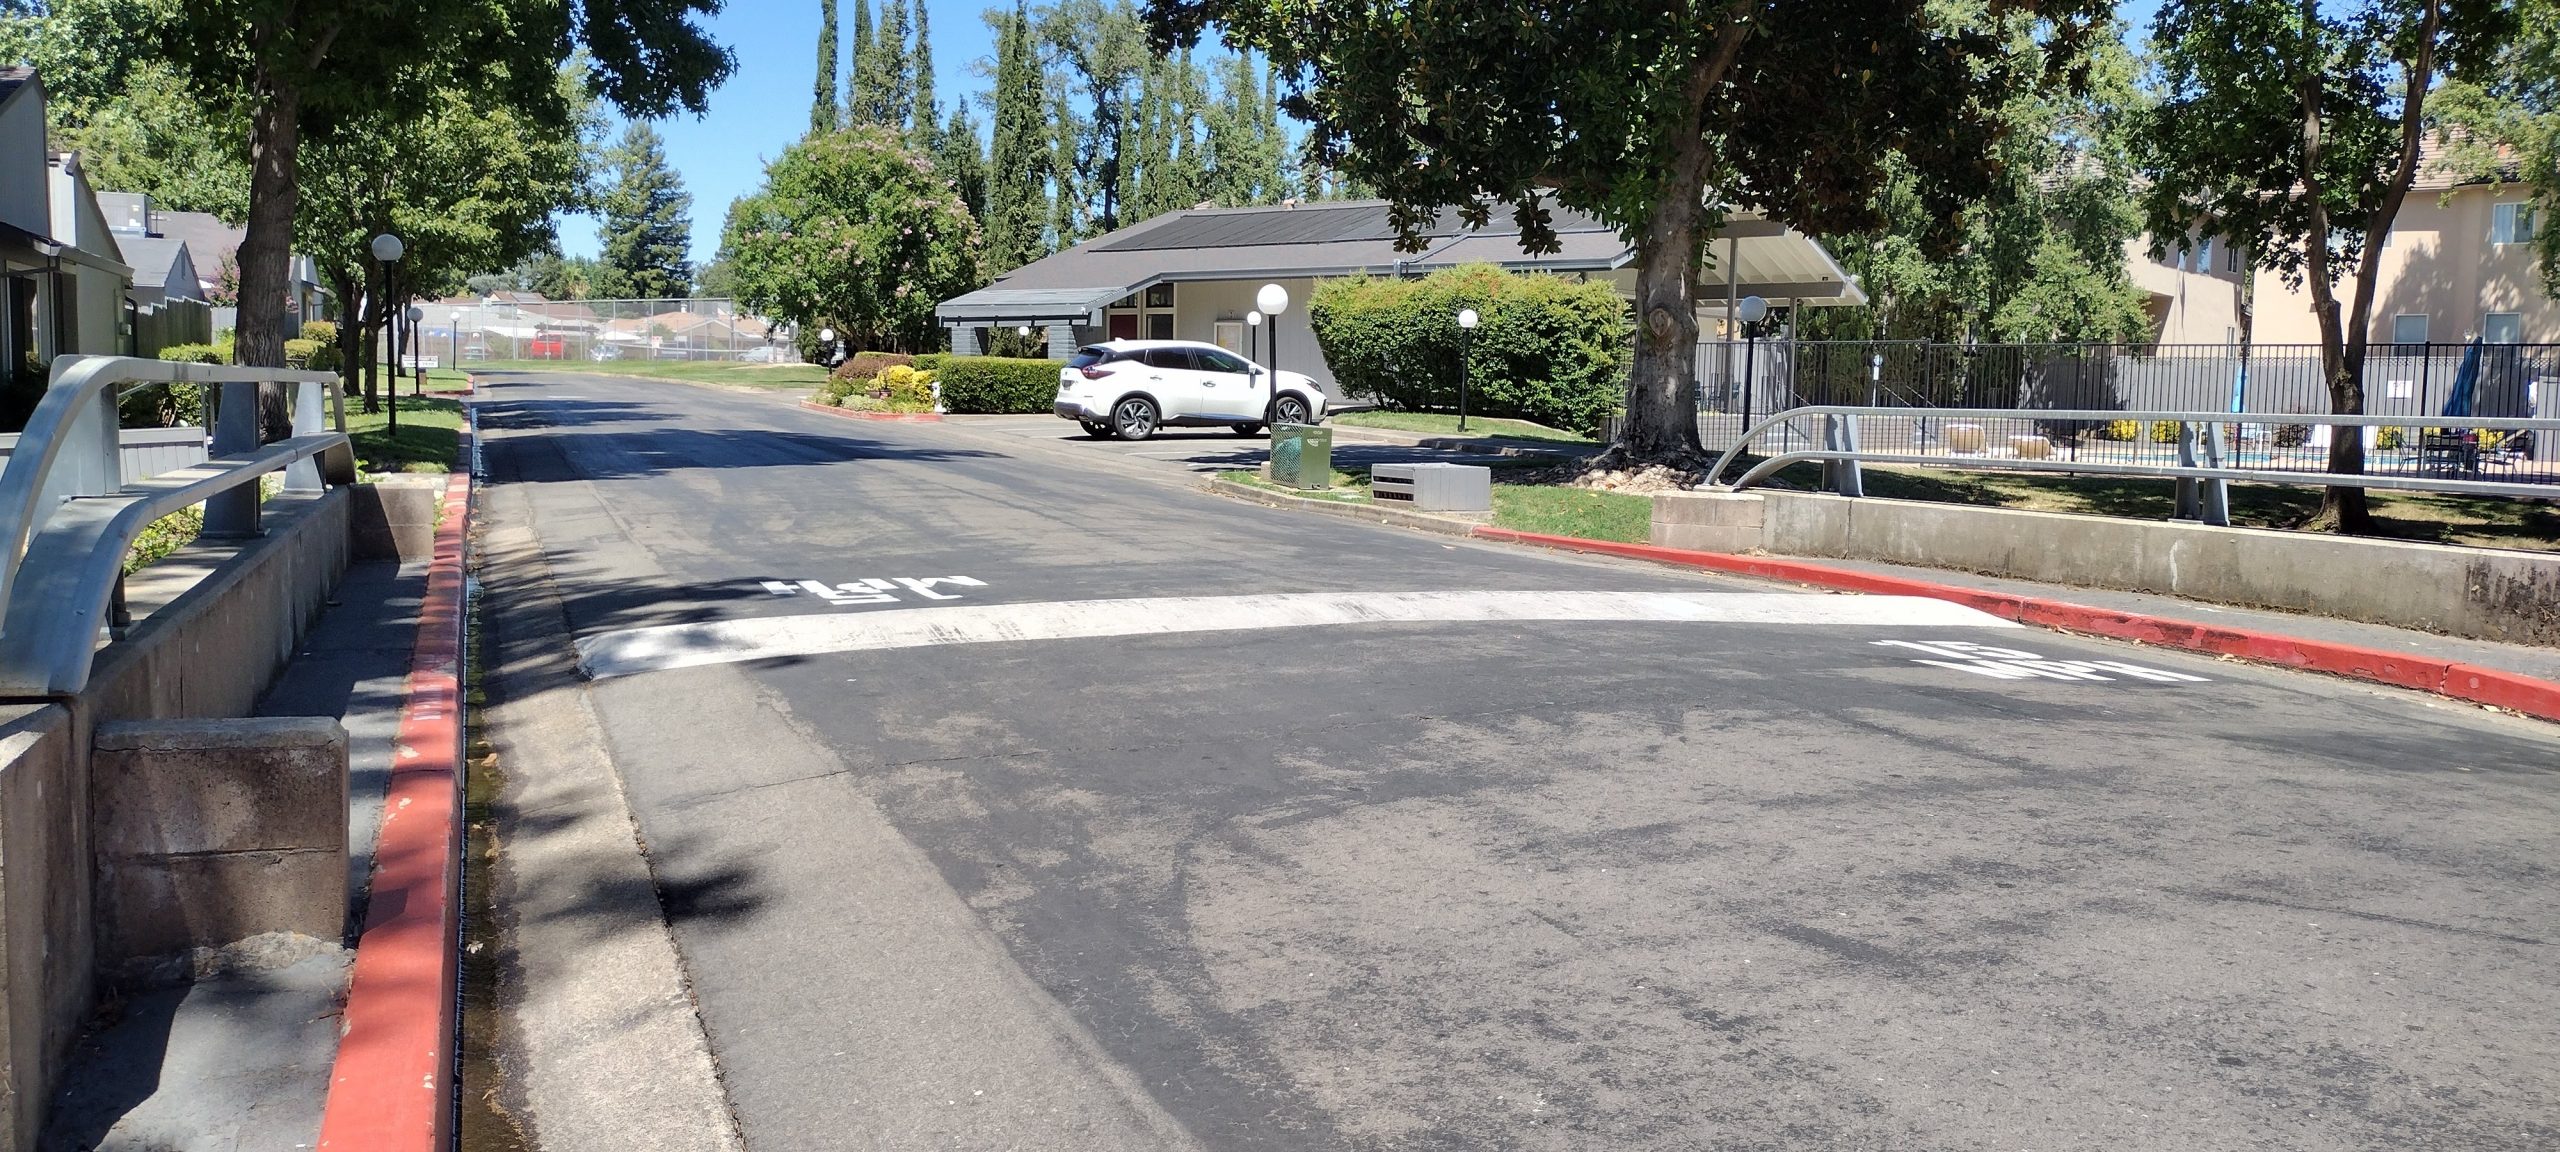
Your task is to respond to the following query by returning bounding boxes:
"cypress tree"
[874,0,913,127]
[937,105,988,221]
[847,0,877,123]
[909,0,937,145]
[811,0,840,131]
[597,123,696,298]
[985,5,1052,269]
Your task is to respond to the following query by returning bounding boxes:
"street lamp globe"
[404,306,424,323]
[818,327,836,344]
[1457,307,1479,330]
[1245,311,1262,327]
[1737,295,1769,325]
[369,233,404,263]
[1016,325,1032,337]
[1255,283,1289,316]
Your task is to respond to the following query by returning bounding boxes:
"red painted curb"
[1470,526,2560,724]
[318,469,471,1151]
[800,400,944,422]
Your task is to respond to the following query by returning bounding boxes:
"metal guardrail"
[1709,406,2560,528]
[0,356,354,697]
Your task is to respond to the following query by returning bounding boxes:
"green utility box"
[1267,423,1334,490]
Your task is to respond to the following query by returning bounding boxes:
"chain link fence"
[413,297,799,367]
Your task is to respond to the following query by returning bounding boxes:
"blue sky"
[561,0,2169,270]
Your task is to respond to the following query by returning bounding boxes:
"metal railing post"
[204,378,262,537]
[285,379,327,493]
[2174,421,2201,520]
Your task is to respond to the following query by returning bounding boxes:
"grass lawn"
[465,358,829,388]
[1333,410,1595,444]
[1753,460,2560,553]
[1223,462,1654,543]
[346,393,465,475]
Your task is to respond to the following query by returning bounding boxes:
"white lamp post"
[1456,307,1480,432]
[817,326,837,367]
[1245,309,1263,366]
[1255,284,1289,391]
[405,305,426,393]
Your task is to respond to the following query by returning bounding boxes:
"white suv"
[1054,340,1329,440]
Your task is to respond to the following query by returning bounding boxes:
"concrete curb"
[316,468,471,1150]
[1324,425,1580,459]
[1472,527,2560,724]
[799,400,944,422]
[1205,475,1481,539]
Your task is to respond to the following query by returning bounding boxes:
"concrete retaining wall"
[0,485,355,1150]
[1655,490,2560,645]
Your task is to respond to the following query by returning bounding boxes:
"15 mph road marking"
[574,590,2018,679]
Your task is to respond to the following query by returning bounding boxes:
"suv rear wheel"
[1111,396,1160,441]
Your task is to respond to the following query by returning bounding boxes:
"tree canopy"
[1150,0,2113,465]
[720,125,981,352]
[2139,0,2521,529]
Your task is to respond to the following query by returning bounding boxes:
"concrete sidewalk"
[42,561,426,1152]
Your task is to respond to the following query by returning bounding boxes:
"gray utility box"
[1371,462,1493,512]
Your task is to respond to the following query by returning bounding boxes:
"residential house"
[936,199,1865,391]
[1,68,133,424]
[98,191,332,335]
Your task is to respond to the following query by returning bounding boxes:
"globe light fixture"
[1737,295,1769,325]
[1255,286,1290,387]
[1455,309,1480,431]
[369,233,404,263]
[1456,308,1479,329]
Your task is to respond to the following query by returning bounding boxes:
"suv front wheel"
[1112,396,1160,441]
[1269,394,1312,427]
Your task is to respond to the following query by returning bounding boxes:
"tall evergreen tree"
[855,0,912,128]
[597,122,695,298]
[985,5,1053,269]
[1127,51,1208,219]
[909,0,937,144]
[847,0,878,123]
[937,104,989,221]
[1203,52,1283,206]
[1039,0,1148,235]
[812,0,841,131]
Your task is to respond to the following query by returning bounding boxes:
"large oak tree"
[1150,0,2111,467]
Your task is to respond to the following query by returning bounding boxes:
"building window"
[2195,236,2214,270]
[1143,283,1173,309]
[1146,313,1173,339]
[2391,314,2428,346]
[2223,244,2241,273]
[2484,312,2523,345]
[2491,202,2538,246]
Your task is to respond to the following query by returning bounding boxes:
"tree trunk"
[1616,183,1709,464]
[329,268,362,405]
[236,55,302,442]
[1600,12,1754,473]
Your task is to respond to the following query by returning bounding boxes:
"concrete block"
[1651,491,1765,552]
[92,718,349,968]
[0,704,88,1152]
[350,475,444,563]
[94,720,349,855]
[1766,492,1855,558]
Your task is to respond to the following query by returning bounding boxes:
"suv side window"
[1142,347,1198,371]
[1196,349,1250,374]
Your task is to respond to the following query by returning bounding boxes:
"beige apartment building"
[2136,180,2551,349]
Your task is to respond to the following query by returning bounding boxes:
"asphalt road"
[475,372,2560,1151]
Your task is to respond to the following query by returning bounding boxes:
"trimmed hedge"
[157,343,225,365]
[1309,264,1632,435]
[830,350,916,382]
[936,355,1061,414]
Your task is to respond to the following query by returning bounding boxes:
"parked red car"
[525,336,567,359]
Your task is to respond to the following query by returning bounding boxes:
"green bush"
[936,355,1060,414]
[1310,264,1632,435]
[157,343,225,365]
[2377,425,2405,451]
[815,376,858,406]
[2148,420,2183,444]
[127,344,224,427]
[284,338,322,368]
[299,320,338,347]
[912,352,951,372]
[2094,419,2140,442]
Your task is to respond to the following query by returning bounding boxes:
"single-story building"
[935,198,1867,390]
[2,68,134,425]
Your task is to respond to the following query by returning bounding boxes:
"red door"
[1108,313,1139,340]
